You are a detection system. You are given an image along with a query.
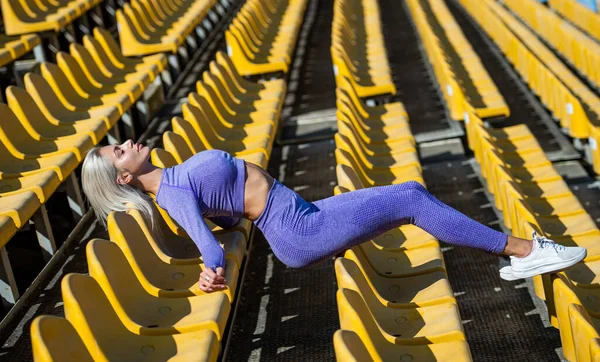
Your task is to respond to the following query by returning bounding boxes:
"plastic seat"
[0,216,17,250]
[345,246,445,278]
[57,52,140,104]
[335,289,472,361]
[208,61,282,109]
[337,287,465,345]
[83,35,161,84]
[570,303,600,362]
[25,72,120,130]
[167,122,268,167]
[30,315,94,362]
[181,104,272,159]
[0,170,60,204]
[70,44,147,100]
[0,191,40,230]
[192,85,278,133]
[87,239,231,338]
[553,275,593,361]
[106,211,240,301]
[117,0,216,56]
[62,273,220,361]
[92,28,167,77]
[335,148,424,186]
[201,71,281,117]
[5,87,99,156]
[215,51,285,96]
[125,208,246,266]
[335,257,456,308]
[225,0,308,75]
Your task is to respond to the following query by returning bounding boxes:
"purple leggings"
[254,180,508,268]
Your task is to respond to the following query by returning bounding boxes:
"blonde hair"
[82,147,160,237]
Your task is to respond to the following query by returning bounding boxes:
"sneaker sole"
[500,271,521,281]
[511,249,587,279]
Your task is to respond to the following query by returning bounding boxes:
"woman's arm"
[161,186,226,270]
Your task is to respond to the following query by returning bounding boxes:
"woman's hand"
[199,267,227,292]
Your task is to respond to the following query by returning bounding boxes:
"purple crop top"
[155,150,246,269]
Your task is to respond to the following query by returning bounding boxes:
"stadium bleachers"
[406,0,508,121]
[225,0,308,76]
[0,0,598,359]
[15,0,306,356]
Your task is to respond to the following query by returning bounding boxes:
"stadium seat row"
[502,0,600,91]
[549,0,600,43]
[331,77,473,361]
[117,0,218,57]
[30,52,286,361]
[0,28,167,307]
[0,34,43,67]
[1,0,101,35]
[458,0,600,175]
[483,0,600,174]
[406,0,508,120]
[225,0,308,76]
[330,0,395,99]
[463,107,600,362]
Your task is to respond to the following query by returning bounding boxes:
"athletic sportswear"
[156,150,509,269]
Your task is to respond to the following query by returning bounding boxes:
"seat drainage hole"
[141,345,155,354]
[147,325,159,328]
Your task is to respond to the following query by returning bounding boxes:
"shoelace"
[533,232,566,252]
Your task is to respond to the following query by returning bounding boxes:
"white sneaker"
[508,232,587,279]
[499,265,520,281]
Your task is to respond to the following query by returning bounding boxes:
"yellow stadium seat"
[215,51,286,96]
[40,62,133,116]
[164,127,267,169]
[0,103,90,166]
[337,287,465,345]
[24,73,117,133]
[62,273,220,361]
[87,239,231,338]
[0,216,17,250]
[336,120,416,157]
[193,83,278,131]
[0,141,78,182]
[335,148,424,186]
[333,330,374,362]
[0,191,40,230]
[334,257,456,308]
[70,44,147,100]
[126,208,246,266]
[181,104,272,159]
[57,52,140,104]
[92,28,167,78]
[5,87,100,155]
[335,289,472,361]
[0,171,60,204]
[208,62,282,108]
[345,245,445,278]
[106,211,239,301]
[30,315,94,362]
[570,303,600,362]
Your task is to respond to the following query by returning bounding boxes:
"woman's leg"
[314,181,509,254]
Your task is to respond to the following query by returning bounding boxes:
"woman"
[82,140,587,292]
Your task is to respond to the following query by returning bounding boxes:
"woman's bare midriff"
[243,162,274,221]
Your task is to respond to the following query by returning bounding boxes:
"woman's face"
[99,139,151,181]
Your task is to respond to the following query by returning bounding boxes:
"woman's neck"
[136,166,164,195]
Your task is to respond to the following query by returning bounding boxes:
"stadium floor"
[1,0,600,360]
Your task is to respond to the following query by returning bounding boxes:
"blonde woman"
[82,140,586,291]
